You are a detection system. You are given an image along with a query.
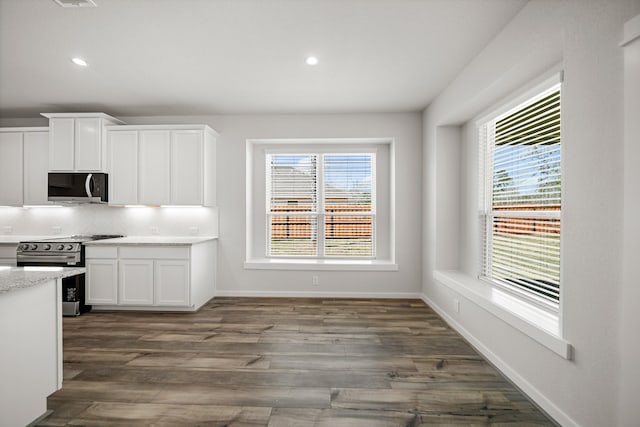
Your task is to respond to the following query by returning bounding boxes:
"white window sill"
[433,270,572,360]
[244,258,399,271]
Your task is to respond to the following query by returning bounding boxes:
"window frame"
[265,149,377,260]
[245,137,397,271]
[478,75,563,314]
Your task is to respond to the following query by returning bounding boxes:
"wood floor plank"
[37,297,555,426]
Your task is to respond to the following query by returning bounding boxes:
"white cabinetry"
[139,130,171,205]
[119,259,154,305]
[107,131,138,205]
[156,260,190,306]
[23,131,50,205]
[86,257,118,304]
[42,113,125,172]
[85,240,215,311]
[0,131,23,206]
[0,128,50,206]
[106,125,217,206]
[0,244,18,266]
[171,130,203,205]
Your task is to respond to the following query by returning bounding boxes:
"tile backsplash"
[0,205,218,237]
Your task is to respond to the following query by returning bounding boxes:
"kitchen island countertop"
[0,267,85,294]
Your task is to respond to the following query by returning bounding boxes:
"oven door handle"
[17,254,80,264]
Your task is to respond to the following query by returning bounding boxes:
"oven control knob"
[43,244,51,250]
[66,244,74,251]
[30,244,38,250]
[57,244,65,250]
[19,244,27,251]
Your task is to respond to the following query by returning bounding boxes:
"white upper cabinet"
[106,125,217,206]
[42,113,125,172]
[107,130,138,206]
[74,117,102,171]
[23,131,50,206]
[48,118,74,171]
[0,131,24,206]
[171,130,202,205]
[0,128,50,206]
[139,130,171,205]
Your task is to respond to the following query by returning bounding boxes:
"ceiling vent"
[52,0,97,7]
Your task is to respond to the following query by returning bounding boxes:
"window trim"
[245,138,396,270]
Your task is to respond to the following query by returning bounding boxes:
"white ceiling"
[0,0,527,117]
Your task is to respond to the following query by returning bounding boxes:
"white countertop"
[0,235,67,244]
[0,267,85,294]
[83,236,218,246]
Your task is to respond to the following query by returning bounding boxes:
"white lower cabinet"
[86,259,118,304]
[0,244,18,266]
[119,259,154,305]
[156,260,190,306]
[85,241,215,311]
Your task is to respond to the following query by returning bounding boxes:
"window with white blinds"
[479,82,561,307]
[266,152,375,258]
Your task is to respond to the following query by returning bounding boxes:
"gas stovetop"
[17,235,124,254]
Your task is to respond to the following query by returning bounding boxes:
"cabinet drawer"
[119,246,189,260]
[86,246,118,259]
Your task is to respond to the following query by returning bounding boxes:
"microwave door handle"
[85,173,93,197]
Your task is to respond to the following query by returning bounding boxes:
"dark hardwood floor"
[38,298,555,426]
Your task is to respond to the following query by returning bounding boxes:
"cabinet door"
[119,259,154,305]
[108,131,138,205]
[0,132,23,206]
[139,130,170,205]
[86,259,118,304]
[171,130,202,205]
[155,260,190,306]
[75,118,102,171]
[23,131,50,206]
[49,118,74,171]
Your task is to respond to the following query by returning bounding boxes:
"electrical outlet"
[312,275,319,285]
[453,298,460,313]
[189,226,199,236]
[150,226,159,235]
[2,226,12,234]
[51,226,61,235]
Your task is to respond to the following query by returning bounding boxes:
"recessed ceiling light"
[71,57,88,67]
[305,56,319,66]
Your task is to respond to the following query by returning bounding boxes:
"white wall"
[422,1,640,426]
[620,14,640,426]
[1,113,423,297]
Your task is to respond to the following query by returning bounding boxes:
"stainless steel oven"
[17,235,122,316]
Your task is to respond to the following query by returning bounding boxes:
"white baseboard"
[420,294,579,427]
[215,290,422,299]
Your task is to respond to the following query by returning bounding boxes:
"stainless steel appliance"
[48,172,109,203]
[17,235,123,316]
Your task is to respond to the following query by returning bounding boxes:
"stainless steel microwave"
[48,172,108,204]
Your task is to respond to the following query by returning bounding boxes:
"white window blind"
[324,154,375,257]
[266,154,318,256]
[266,152,375,258]
[480,83,561,306]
